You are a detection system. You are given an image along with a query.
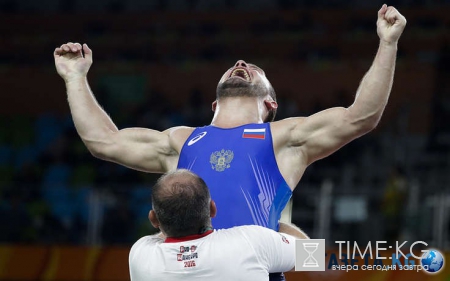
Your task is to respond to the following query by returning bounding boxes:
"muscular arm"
[290,42,396,164]
[55,43,178,173]
[66,78,177,172]
[282,5,406,166]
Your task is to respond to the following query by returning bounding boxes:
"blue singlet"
[177,123,292,231]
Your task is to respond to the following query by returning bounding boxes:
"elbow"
[356,117,380,135]
[88,145,106,159]
[346,108,381,135]
[82,138,112,160]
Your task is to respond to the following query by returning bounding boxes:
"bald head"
[151,169,212,237]
[154,169,206,198]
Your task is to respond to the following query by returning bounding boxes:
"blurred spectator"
[380,165,408,243]
[0,1,448,247]
[0,192,32,243]
[101,198,134,245]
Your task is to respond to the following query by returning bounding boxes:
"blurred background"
[0,0,449,280]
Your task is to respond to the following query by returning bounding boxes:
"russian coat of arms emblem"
[209,149,234,172]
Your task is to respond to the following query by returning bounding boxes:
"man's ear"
[212,100,218,112]
[264,99,278,110]
[210,200,217,218]
[149,210,160,229]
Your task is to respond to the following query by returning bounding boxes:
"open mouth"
[228,68,251,82]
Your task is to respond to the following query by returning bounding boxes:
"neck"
[164,227,214,243]
[211,97,265,128]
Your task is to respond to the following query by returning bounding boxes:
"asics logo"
[188,132,207,146]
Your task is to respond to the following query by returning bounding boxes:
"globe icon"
[421,249,444,273]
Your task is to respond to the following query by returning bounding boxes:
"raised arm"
[284,5,406,165]
[54,42,178,173]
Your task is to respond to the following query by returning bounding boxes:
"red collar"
[164,230,214,243]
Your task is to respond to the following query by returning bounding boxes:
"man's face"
[216,60,273,100]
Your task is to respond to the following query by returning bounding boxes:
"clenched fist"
[54,42,93,83]
[377,4,407,45]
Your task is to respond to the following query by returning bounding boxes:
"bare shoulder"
[159,126,195,172]
[167,126,195,136]
[270,117,306,146]
[166,126,195,152]
[271,117,306,131]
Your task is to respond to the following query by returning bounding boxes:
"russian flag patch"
[242,128,266,139]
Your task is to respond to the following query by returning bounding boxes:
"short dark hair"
[151,169,211,237]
